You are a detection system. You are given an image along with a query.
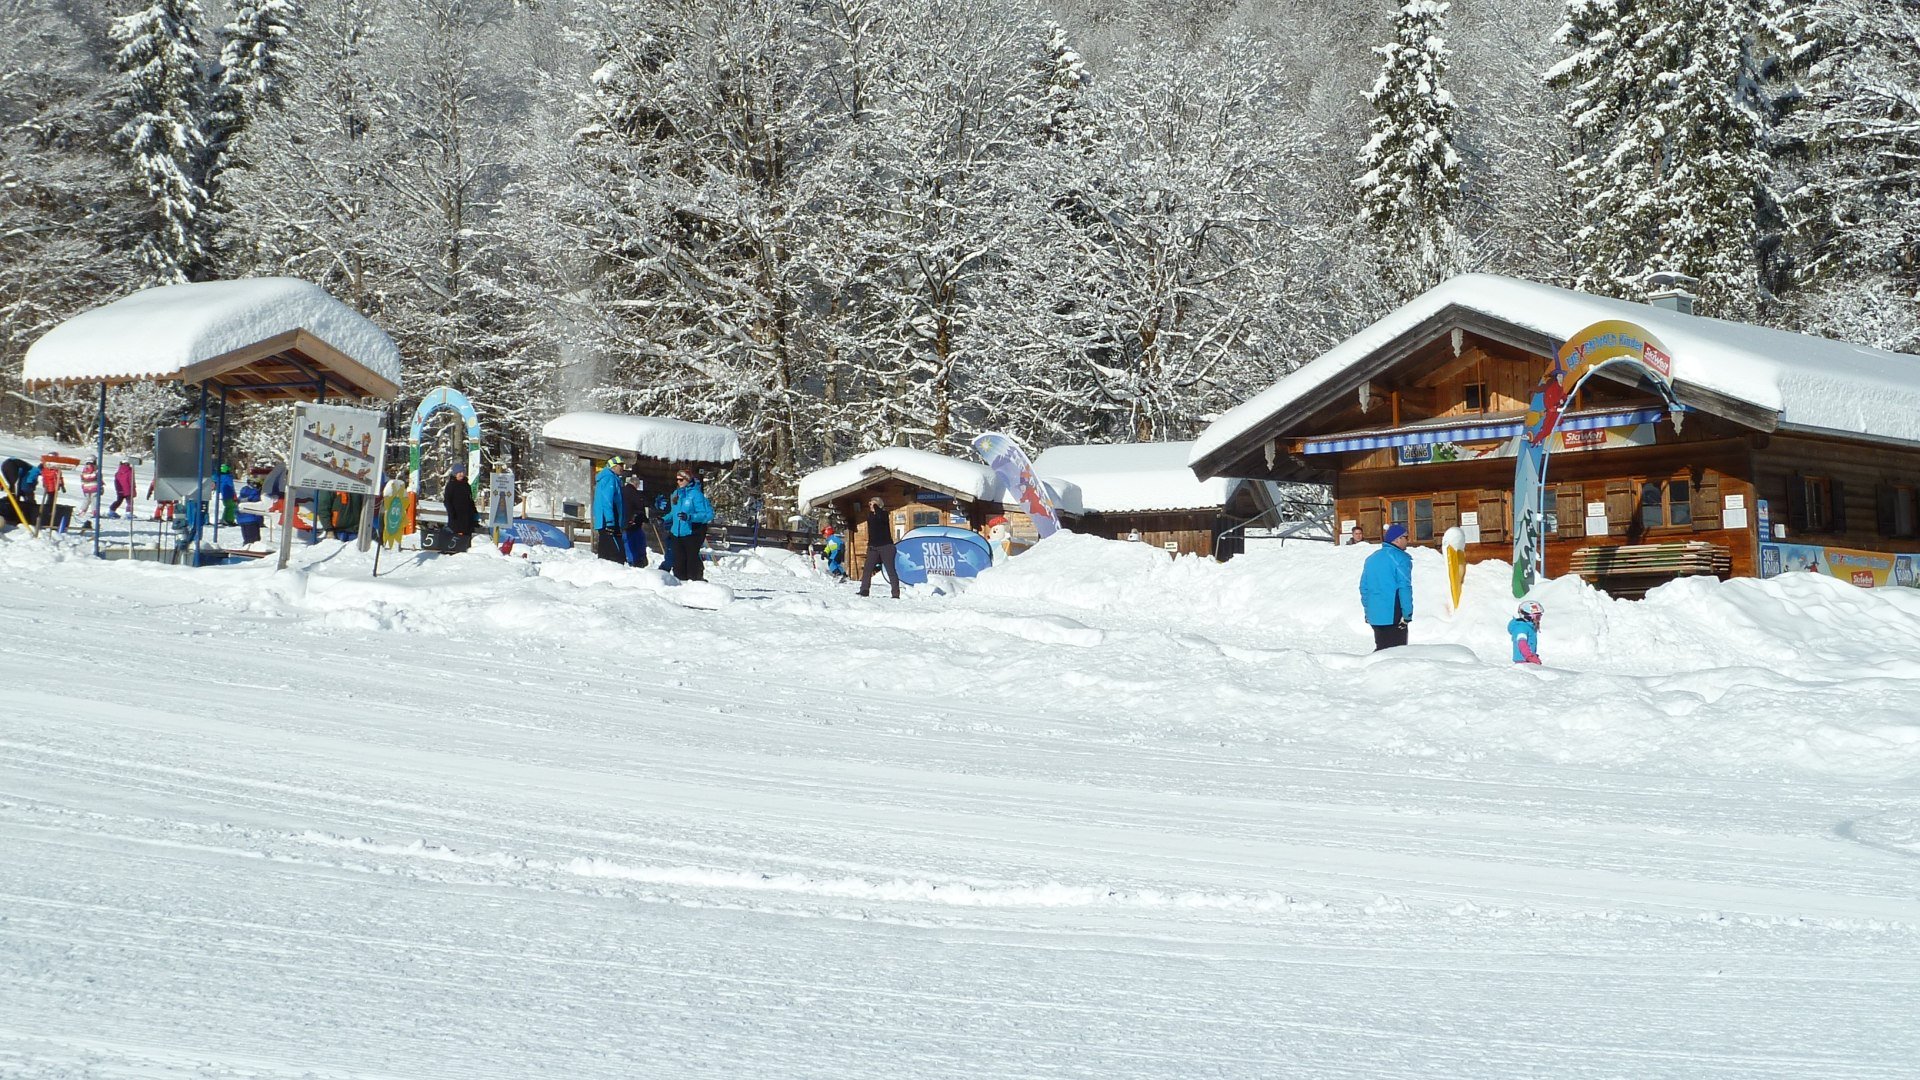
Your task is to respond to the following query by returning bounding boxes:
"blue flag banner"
[969,432,1060,539]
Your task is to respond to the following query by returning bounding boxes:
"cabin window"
[1383,497,1437,542]
[911,510,941,529]
[1803,476,1833,531]
[1464,382,1487,412]
[1882,484,1918,538]
[1639,479,1691,529]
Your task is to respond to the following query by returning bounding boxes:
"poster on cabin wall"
[1759,543,1912,588]
[1395,424,1655,467]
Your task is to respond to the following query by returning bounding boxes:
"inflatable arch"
[1511,320,1687,597]
[409,386,482,494]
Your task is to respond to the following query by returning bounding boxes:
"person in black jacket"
[442,463,479,552]
[620,474,648,567]
[857,496,900,599]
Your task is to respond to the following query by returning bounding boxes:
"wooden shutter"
[1690,473,1721,531]
[1556,486,1585,539]
[1434,493,1459,534]
[1476,490,1508,544]
[1877,483,1897,536]
[1786,474,1809,532]
[1604,481,1634,537]
[1829,478,1847,533]
[1357,498,1384,539]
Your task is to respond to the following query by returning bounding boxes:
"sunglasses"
[675,476,690,483]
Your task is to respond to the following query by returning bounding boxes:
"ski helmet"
[1517,599,1544,622]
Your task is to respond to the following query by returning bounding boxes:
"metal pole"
[211,383,229,548]
[308,376,326,546]
[191,384,209,567]
[93,381,106,559]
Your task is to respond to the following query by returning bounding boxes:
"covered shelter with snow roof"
[797,447,1069,570]
[1032,441,1291,558]
[1189,273,1920,595]
[19,277,402,559]
[541,411,743,532]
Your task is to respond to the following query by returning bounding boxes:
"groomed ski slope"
[3,523,1918,1079]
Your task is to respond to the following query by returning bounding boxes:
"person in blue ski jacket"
[217,464,239,525]
[1509,600,1544,664]
[1359,523,1414,651]
[236,478,264,545]
[666,469,714,582]
[591,456,627,563]
[821,525,847,579]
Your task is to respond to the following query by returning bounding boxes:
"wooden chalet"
[1032,441,1287,558]
[541,411,742,510]
[1189,274,1920,596]
[797,447,1064,570]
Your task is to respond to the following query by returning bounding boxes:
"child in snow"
[821,525,846,578]
[1510,600,1544,665]
[79,458,101,522]
[37,461,66,530]
[237,477,265,545]
[110,458,135,517]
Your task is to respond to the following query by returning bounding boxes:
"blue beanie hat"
[1382,523,1408,544]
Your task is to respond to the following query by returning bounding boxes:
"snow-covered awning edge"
[541,412,742,465]
[22,278,402,402]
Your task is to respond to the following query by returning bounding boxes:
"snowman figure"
[984,515,1013,565]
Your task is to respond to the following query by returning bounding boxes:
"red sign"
[1561,428,1606,450]
[1642,343,1673,378]
[1852,570,1877,588]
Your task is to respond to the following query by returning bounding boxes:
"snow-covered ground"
[4,496,1919,1078]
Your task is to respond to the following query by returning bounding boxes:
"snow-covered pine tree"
[1776,0,1920,350]
[208,1,300,171]
[1547,0,1790,319]
[110,0,215,284]
[1354,0,1462,295]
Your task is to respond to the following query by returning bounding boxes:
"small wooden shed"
[1032,441,1283,558]
[541,411,743,526]
[797,447,1066,570]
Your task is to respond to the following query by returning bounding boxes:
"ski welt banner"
[970,432,1061,539]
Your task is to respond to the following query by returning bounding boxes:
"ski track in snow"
[3,521,1919,1079]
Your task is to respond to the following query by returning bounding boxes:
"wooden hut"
[1188,274,1920,595]
[541,412,742,534]
[1032,441,1288,558]
[797,447,1068,570]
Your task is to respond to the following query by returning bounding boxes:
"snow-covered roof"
[798,447,1007,508]
[1032,442,1234,514]
[23,278,402,400]
[1191,273,1920,473]
[541,411,742,465]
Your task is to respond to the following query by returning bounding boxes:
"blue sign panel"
[893,526,993,584]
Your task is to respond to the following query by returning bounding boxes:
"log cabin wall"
[1073,510,1220,557]
[1752,434,1920,554]
[1332,416,1766,578]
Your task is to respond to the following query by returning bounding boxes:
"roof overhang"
[803,468,981,510]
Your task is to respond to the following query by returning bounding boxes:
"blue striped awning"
[1301,407,1666,455]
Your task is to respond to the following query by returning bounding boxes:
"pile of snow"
[22,277,401,389]
[1032,441,1235,514]
[541,412,742,464]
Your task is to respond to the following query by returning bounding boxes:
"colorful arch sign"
[1511,320,1686,597]
[409,386,483,495]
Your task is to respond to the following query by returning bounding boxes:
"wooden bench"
[1569,541,1731,599]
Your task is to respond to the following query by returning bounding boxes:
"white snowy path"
[2,533,1918,1078]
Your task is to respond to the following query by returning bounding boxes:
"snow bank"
[22,278,401,388]
[1193,273,1920,468]
[541,412,742,464]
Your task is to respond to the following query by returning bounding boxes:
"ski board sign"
[289,403,385,496]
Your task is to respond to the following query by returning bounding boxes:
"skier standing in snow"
[237,477,265,545]
[217,464,239,525]
[1510,600,1545,665]
[79,458,101,523]
[857,496,900,599]
[37,461,66,530]
[665,469,714,581]
[591,456,627,563]
[620,471,649,568]
[1359,522,1414,650]
[821,525,846,579]
[442,462,479,552]
[110,458,134,517]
